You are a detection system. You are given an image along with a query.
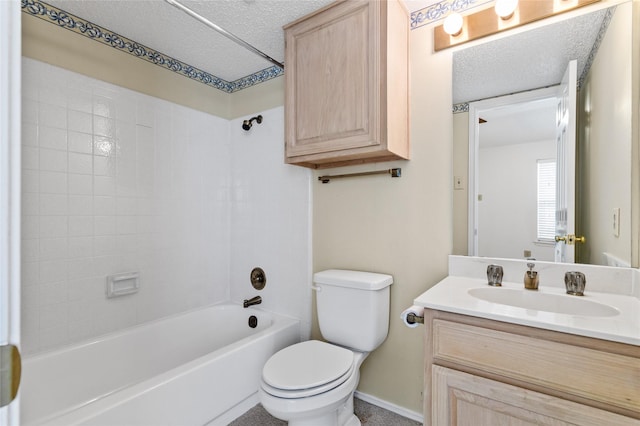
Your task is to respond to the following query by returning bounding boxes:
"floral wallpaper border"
[21,0,283,94]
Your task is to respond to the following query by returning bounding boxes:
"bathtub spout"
[243,296,262,308]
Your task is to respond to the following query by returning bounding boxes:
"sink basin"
[468,288,620,317]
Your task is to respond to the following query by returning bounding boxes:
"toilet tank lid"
[313,269,393,290]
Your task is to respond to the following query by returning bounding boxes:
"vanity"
[414,256,640,425]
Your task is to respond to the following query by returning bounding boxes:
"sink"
[468,288,620,317]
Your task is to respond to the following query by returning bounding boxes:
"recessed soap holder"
[106,272,140,298]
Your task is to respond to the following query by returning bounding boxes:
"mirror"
[451,2,638,267]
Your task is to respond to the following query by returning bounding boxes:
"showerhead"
[242,115,263,131]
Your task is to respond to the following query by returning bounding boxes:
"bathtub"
[20,304,300,426]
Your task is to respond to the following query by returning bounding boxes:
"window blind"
[537,160,556,241]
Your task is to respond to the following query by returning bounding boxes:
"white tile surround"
[21,58,311,355]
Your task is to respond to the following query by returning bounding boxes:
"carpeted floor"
[228,397,422,425]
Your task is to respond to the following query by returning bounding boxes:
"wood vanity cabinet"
[424,310,640,425]
[283,0,409,169]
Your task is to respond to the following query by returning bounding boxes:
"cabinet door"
[432,366,640,426]
[284,1,381,158]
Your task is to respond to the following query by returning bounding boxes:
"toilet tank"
[314,269,393,352]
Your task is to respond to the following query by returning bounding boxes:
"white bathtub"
[20,304,300,426]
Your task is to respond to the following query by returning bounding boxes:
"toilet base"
[287,413,360,426]
[283,393,361,426]
[344,413,362,426]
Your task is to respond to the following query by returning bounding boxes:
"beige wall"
[22,13,283,120]
[312,26,452,414]
[452,111,469,255]
[579,1,634,265]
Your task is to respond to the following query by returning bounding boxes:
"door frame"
[467,86,558,256]
[0,0,22,422]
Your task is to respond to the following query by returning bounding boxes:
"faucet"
[524,262,539,290]
[565,271,586,296]
[243,295,262,308]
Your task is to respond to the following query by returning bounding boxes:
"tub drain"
[248,315,258,328]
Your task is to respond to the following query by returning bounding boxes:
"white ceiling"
[43,0,607,98]
[478,97,558,148]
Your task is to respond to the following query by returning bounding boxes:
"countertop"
[414,276,640,346]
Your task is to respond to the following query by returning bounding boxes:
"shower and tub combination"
[17,0,312,421]
[19,52,310,424]
[21,304,299,425]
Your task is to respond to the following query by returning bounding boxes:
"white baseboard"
[354,391,424,424]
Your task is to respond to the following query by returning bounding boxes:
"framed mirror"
[452,1,639,267]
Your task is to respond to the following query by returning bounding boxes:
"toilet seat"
[261,340,355,399]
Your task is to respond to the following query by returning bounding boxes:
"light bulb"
[443,13,463,36]
[494,0,518,19]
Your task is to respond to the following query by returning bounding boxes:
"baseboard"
[354,391,424,423]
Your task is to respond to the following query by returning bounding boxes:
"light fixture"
[434,0,600,51]
[443,12,464,36]
[495,0,519,19]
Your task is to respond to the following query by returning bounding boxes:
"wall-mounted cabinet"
[283,0,409,169]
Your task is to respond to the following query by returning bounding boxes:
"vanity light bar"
[434,0,601,51]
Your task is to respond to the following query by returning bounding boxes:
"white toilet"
[259,269,393,426]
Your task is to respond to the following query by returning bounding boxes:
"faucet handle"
[565,271,586,296]
[487,264,503,287]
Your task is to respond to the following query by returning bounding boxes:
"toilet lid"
[261,366,354,399]
[262,340,354,392]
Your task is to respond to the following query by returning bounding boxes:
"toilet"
[259,269,393,426]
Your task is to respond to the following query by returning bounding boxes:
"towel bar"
[318,168,401,184]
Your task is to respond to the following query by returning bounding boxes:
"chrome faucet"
[565,271,586,296]
[243,295,262,308]
[486,264,503,286]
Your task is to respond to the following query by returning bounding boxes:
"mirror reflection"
[452,2,638,267]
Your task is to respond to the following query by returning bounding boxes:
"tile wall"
[21,58,311,355]
[230,109,312,335]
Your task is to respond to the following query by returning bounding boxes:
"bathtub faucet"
[243,296,262,308]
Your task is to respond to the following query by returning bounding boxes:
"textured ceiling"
[40,0,442,83]
[453,8,608,104]
[44,0,337,82]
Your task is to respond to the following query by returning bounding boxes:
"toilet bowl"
[259,340,366,426]
[259,270,393,426]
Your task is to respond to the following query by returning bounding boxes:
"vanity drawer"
[431,319,640,414]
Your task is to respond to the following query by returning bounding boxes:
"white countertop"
[414,276,640,346]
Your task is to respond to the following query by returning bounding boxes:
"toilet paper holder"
[406,312,424,324]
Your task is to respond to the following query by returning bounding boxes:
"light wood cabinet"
[433,366,639,425]
[424,310,640,425]
[283,0,409,169]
